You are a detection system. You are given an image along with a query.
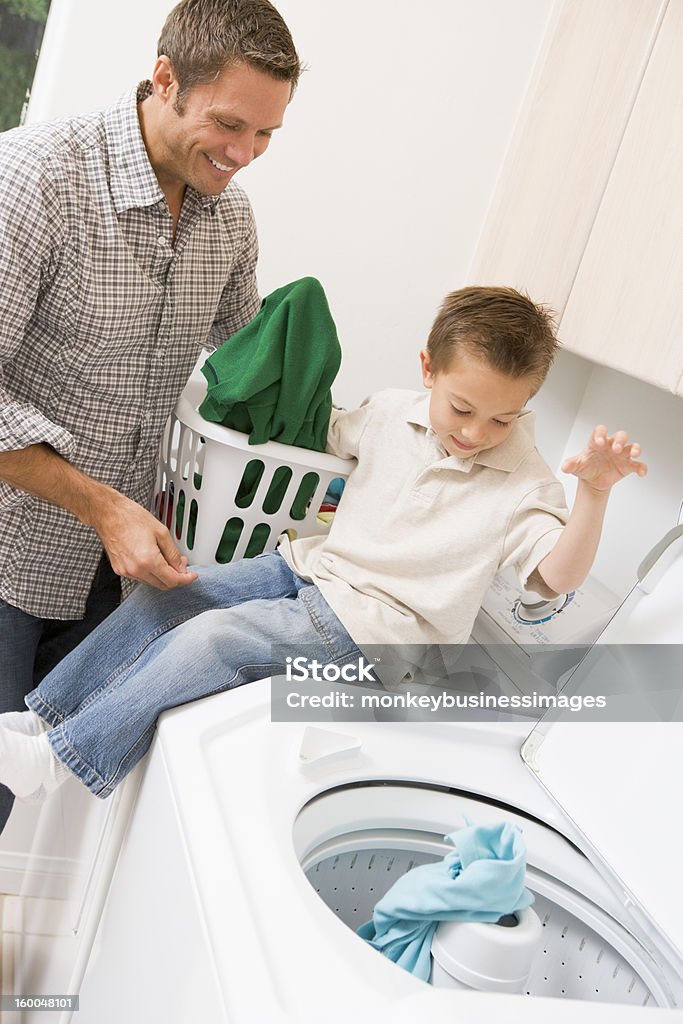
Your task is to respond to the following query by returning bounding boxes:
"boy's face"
[420,347,535,458]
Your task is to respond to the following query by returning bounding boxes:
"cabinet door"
[560,0,683,393]
[468,0,666,318]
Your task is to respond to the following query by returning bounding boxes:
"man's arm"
[0,445,197,590]
[0,142,196,592]
[536,426,647,594]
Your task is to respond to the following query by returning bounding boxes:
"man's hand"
[0,443,198,591]
[561,425,648,492]
[90,489,199,590]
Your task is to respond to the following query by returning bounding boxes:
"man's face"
[420,347,534,459]
[151,59,291,197]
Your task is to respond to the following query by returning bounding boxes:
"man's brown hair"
[158,0,302,111]
[426,286,559,393]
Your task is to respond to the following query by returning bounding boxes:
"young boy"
[0,287,646,801]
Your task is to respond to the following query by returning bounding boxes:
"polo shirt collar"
[406,393,537,473]
[105,82,219,215]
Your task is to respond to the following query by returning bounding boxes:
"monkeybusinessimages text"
[280,656,607,713]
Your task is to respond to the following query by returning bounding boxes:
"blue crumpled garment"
[357,821,533,981]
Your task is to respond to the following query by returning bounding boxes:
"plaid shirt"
[0,83,261,618]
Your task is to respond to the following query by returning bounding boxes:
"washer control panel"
[512,592,574,626]
[478,569,619,646]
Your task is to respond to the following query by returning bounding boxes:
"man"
[0,0,301,828]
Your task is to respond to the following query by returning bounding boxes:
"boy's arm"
[536,426,647,594]
[325,400,375,460]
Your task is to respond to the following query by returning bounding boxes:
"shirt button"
[157,235,169,248]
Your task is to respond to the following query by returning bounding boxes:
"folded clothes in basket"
[199,276,342,450]
[357,821,533,981]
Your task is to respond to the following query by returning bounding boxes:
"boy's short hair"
[158,0,302,112]
[426,286,559,393]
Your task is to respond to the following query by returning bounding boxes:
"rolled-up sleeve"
[0,396,75,458]
[0,150,74,505]
[500,481,568,597]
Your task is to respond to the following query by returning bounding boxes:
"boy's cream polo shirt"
[280,389,568,654]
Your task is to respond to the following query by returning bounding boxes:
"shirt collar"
[105,82,219,216]
[406,393,537,473]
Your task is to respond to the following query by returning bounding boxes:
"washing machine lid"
[523,716,683,970]
[521,527,683,971]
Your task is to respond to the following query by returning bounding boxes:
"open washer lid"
[521,526,683,986]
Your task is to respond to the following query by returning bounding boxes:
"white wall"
[242,0,557,405]
[26,0,161,120]
[27,0,556,407]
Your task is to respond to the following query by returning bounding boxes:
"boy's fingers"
[611,429,629,453]
[592,424,608,447]
[620,441,645,464]
[621,446,647,476]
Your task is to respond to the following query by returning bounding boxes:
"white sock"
[0,709,49,736]
[0,729,70,803]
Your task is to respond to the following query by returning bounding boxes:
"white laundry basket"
[153,354,353,565]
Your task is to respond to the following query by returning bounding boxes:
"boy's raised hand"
[561,425,648,492]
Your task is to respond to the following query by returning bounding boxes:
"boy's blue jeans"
[26,552,362,798]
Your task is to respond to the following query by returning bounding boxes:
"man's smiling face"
[150,59,291,197]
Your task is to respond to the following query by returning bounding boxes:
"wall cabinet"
[468,0,683,394]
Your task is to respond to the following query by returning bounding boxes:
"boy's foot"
[0,710,49,737]
[0,730,70,803]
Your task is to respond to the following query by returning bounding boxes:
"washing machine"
[70,528,683,1023]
